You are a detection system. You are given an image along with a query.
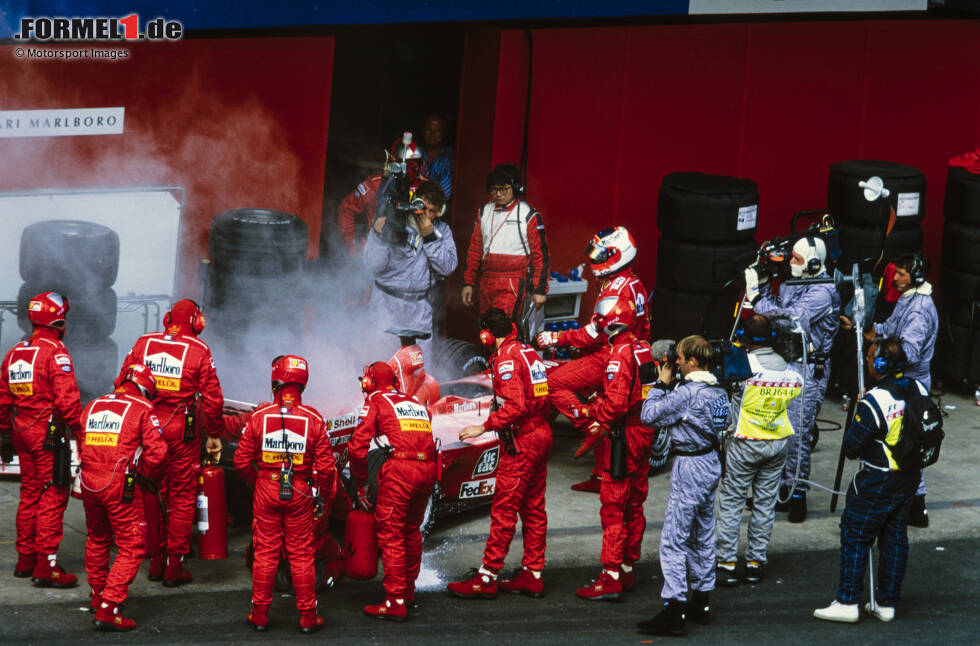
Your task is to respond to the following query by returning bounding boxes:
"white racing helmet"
[586,226,637,278]
[790,235,827,278]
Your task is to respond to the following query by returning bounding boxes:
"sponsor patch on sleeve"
[606,360,620,381]
[611,277,625,290]
[54,354,72,366]
[501,373,513,381]
[356,182,368,197]
[498,360,514,373]
[61,365,72,372]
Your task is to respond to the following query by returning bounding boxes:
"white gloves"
[744,267,762,304]
[536,331,561,348]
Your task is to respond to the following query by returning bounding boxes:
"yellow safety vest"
[735,356,803,441]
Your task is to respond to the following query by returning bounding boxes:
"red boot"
[363,598,407,622]
[570,475,602,493]
[31,557,78,588]
[575,569,623,601]
[299,609,324,633]
[13,552,35,578]
[498,568,545,598]
[163,554,192,587]
[147,554,165,582]
[93,603,136,631]
[89,587,103,613]
[620,564,635,592]
[246,604,269,631]
[447,569,498,599]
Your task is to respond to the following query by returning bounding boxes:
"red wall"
[485,19,980,308]
[0,37,334,297]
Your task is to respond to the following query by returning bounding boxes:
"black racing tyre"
[64,337,118,404]
[19,220,120,292]
[650,286,740,341]
[419,484,440,542]
[17,284,117,340]
[209,209,308,278]
[827,160,926,226]
[941,220,980,274]
[649,428,672,471]
[431,338,489,382]
[943,166,980,226]
[656,238,756,294]
[657,172,759,243]
[940,268,980,326]
[438,381,493,399]
[836,223,922,270]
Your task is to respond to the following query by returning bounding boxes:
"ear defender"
[479,329,495,347]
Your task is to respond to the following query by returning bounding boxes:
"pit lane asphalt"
[1,389,978,645]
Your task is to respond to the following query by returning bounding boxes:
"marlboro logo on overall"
[528,357,549,397]
[143,339,188,391]
[392,400,431,432]
[260,414,309,465]
[7,346,39,396]
[85,399,131,447]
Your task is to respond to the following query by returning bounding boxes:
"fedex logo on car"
[459,477,496,499]
[144,339,188,391]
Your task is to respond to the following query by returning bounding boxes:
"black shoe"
[788,492,807,524]
[637,599,686,636]
[687,591,710,625]
[716,564,738,587]
[908,494,928,528]
[744,562,764,584]
[774,485,790,512]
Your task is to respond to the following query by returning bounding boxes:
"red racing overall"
[79,388,167,606]
[234,395,335,613]
[0,327,83,576]
[482,330,553,573]
[349,388,438,602]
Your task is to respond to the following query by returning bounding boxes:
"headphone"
[804,237,822,275]
[164,299,206,335]
[486,164,524,197]
[872,340,905,375]
[902,253,929,287]
[735,323,776,346]
[359,362,399,394]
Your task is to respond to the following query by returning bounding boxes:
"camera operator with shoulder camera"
[364,179,457,362]
[715,314,803,588]
[744,235,840,523]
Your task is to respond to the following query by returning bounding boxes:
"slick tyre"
[656,238,756,294]
[432,338,489,382]
[650,286,739,340]
[936,323,980,383]
[17,283,117,340]
[19,220,120,292]
[943,165,980,226]
[836,223,922,270]
[657,172,759,243]
[942,221,980,274]
[940,268,980,326]
[64,337,118,403]
[209,208,308,278]
[827,160,926,226]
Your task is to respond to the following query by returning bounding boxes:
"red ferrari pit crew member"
[448,308,553,599]
[117,299,224,586]
[234,355,335,634]
[81,363,168,631]
[0,291,82,587]
[538,227,648,493]
[461,163,549,320]
[575,295,655,601]
[338,134,428,254]
[349,362,438,622]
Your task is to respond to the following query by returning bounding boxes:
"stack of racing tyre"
[17,220,120,402]
[827,160,927,270]
[652,172,758,341]
[936,164,980,386]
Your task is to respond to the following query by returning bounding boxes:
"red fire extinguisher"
[343,509,378,579]
[197,459,227,560]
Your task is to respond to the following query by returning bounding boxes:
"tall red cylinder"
[343,509,378,579]
[197,462,228,559]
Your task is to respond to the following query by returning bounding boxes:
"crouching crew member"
[814,338,925,625]
[574,295,654,600]
[118,299,224,585]
[0,291,83,586]
[636,336,730,637]
[81,363,168,631]
[349,362,438,621]
[715,314,803,587]
[448,308,553,598]
[234,355,335,633]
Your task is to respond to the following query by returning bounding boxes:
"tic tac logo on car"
[143,339,189,391]
[472,446,499,477]
[260,414,309,465]
[7,346,39,396]
[529,358,548,397]
[392,399,432,433]
[84,399,131,448]
[459,477,496,499]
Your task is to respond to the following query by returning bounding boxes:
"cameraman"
[745,235,840,522]
[813,338,924,624]
[715,314,803,587]
[364,180,457,361]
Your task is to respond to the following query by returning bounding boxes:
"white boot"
[864,602,895,622]
[813,600,859,623]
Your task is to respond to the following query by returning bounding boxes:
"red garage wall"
[0,37,334,297]
[483,19,980,315]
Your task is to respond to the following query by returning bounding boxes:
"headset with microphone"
[359,362,399,394]
[486,163,524,197]
[164,299,206,335]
